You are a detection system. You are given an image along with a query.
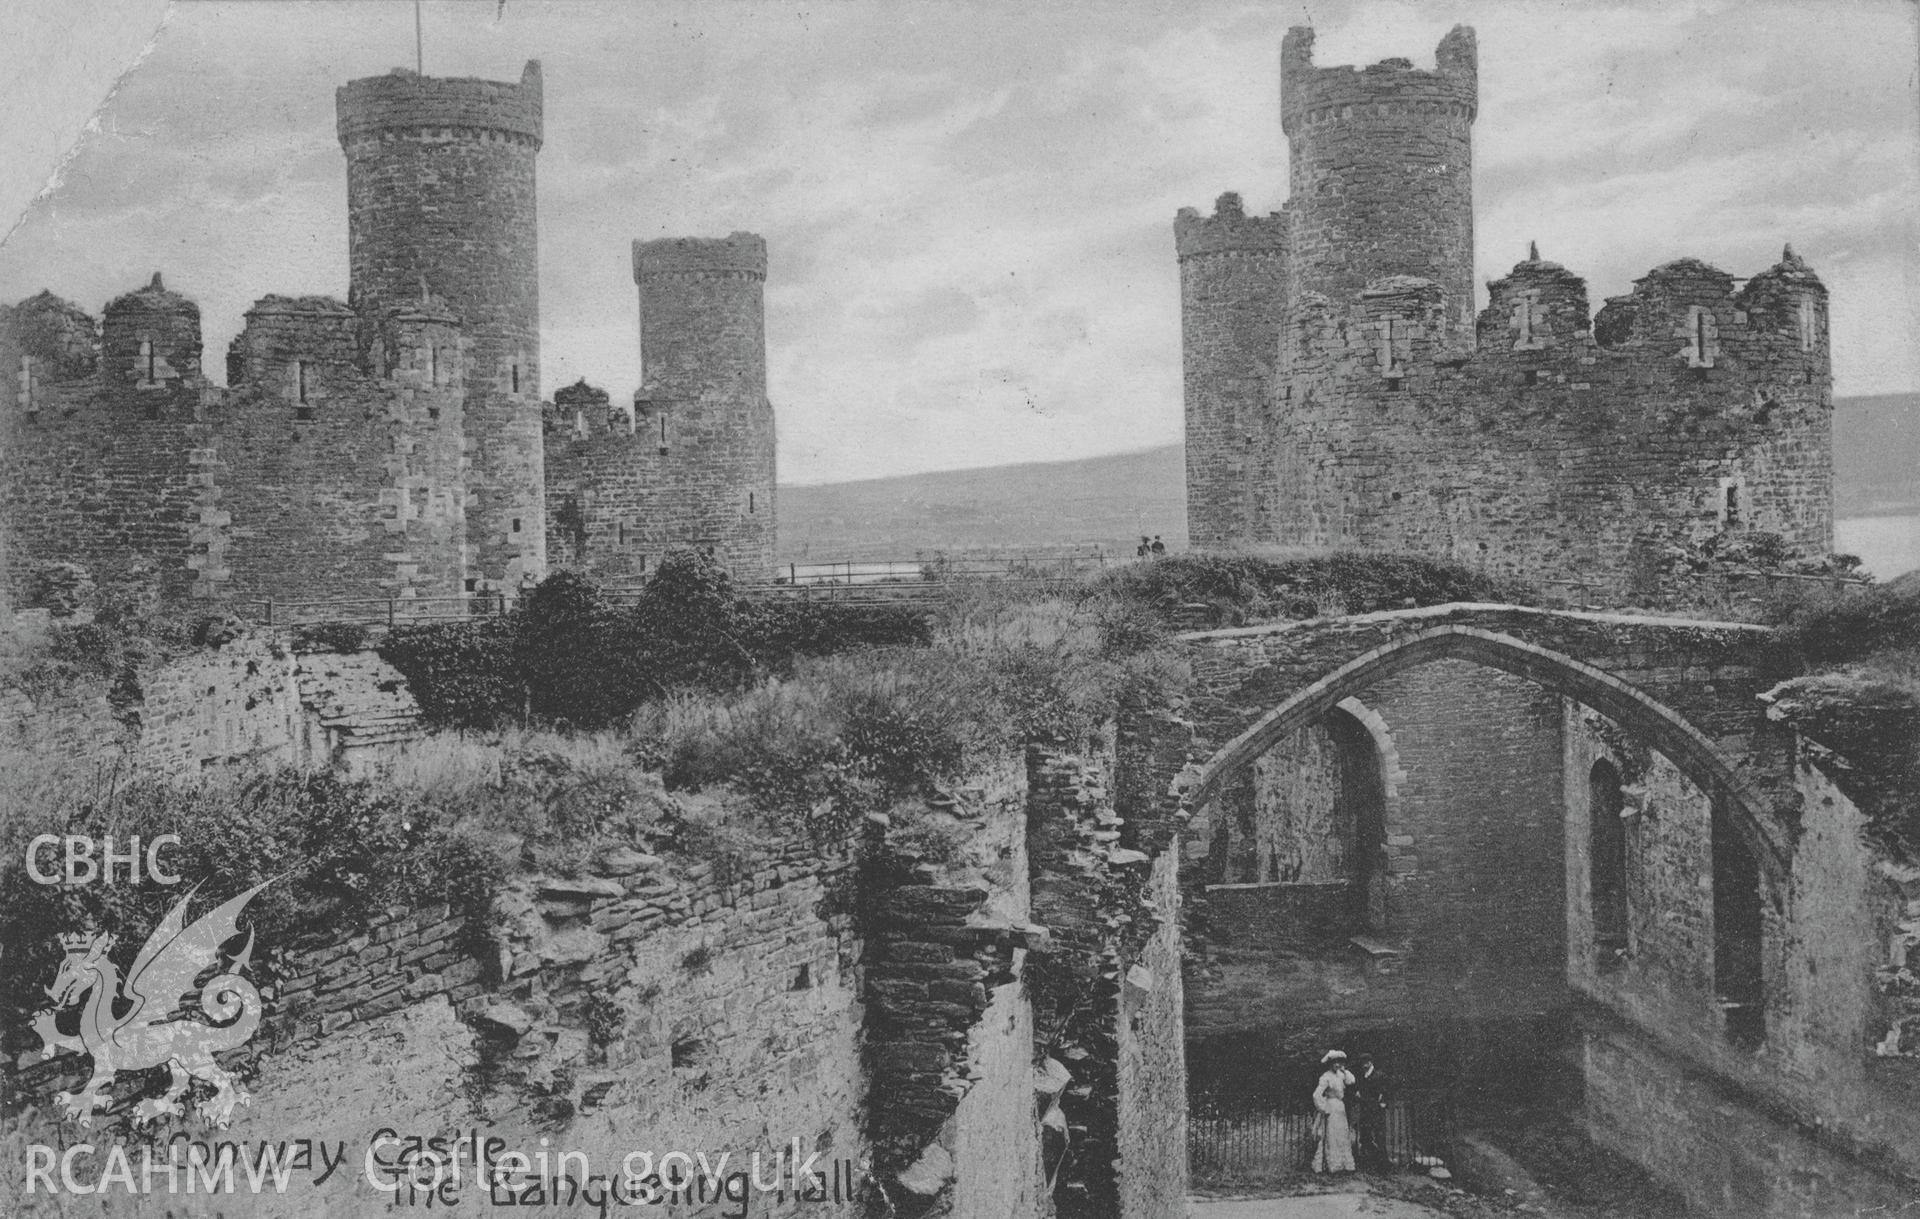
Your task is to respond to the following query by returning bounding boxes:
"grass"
[1772,573,1920,698]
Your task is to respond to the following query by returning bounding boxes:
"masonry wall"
[545,389,776,584]
[0,379,205,607]
[1180,27,1835,610]
[0,631,423,780]
[1184,659,1567,1036]
[1565,708,1920,1213]
[7,828,865,1218]
[1116,848,1188,1219]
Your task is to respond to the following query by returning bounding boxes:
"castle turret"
[630,233,776,579]
[1479,246,1591,354]
[102,272,202,414]
[337,61,545,591]
[1281,26,1478,327]
[1176,193,1290,550]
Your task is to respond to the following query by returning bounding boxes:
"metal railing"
[1189,1100,1436,1178]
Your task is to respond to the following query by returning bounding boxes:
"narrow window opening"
[18,354,33,412]
[789,964,812,991]
[430,345,439,386]
[749,491,756,514]
[511,517,522,534]
[140,338,156,383]
[511,362,520,394]
[464,577,478,594]
[1712,801,1766,1048]
[658,414,669,455]
[1722,481,1743,529]
[296,360,308,404]
[1797,296,1816,352]
[1590,760,1629,972]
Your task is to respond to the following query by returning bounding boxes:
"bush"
[1777,579,1920,668]
[381,617,519,728]
[384,553,941,731]
[0,769,504,1025]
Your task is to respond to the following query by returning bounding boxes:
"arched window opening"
[1589,759,1628,971]
[1712,800,1766,1048]
[1327,710,1387,932]
[140,338,156,383]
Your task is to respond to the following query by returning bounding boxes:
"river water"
[1837,513,1920,580]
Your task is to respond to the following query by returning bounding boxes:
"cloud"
[0,0,1912,485]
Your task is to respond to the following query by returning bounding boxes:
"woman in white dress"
[1311,1049,1357,1174]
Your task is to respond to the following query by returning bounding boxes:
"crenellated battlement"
[1174,193,1288,261]
[2,57,779,616]
[632,232,768,282]
[1279,25,1477,136]
[1179,26,1836,610]
[336,61,543,149]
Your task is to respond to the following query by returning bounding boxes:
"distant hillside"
[778,394,1915,561]
[1835,392,1919,517]
[778,446,1186,562]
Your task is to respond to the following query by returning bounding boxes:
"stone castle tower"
[337,62,547,590]
[544,234,776,581]
[0,60,777,618]
[1178,26,1833,606]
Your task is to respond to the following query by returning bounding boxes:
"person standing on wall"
[1150,535,1166,556]
[1311,1050,1356,1174]
[1349,1052,1389,1169]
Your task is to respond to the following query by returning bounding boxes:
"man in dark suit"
[1348,1053,1389,1169]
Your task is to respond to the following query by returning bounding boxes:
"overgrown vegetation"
[1089,550,1539,628]
[1772,572,1920,693]
[0,545,1552,1043]
[381,550,930,730]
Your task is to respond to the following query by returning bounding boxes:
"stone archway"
[1180,623,1786,901]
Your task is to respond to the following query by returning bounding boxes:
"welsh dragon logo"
[30,880,271,1129]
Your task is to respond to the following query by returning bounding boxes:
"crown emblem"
[57,931,98,953]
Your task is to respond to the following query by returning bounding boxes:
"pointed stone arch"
[1179,624,1788,901]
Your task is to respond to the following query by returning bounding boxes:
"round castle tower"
[1175,193,1290,549]
[336,61,545,590]
[1281,25,1478,326]
[630,233,776,578]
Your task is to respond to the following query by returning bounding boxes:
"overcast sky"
[0,0,1914,485]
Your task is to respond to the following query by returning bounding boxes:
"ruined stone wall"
[1260,252,1832,605]
[1361,660,1565,1014]
[211,298,469,609]
[0,632,423,779]
[1582,1017,1916,1218]
[1116,848,1187,1219]
[545,387,776,584]
[0,377,205,607]
[1183,660,1567,1036]
[1028,741,1188,1219]
[7,830,865,1218]
[1565,708,1920,1209]
[337,63,545,590]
